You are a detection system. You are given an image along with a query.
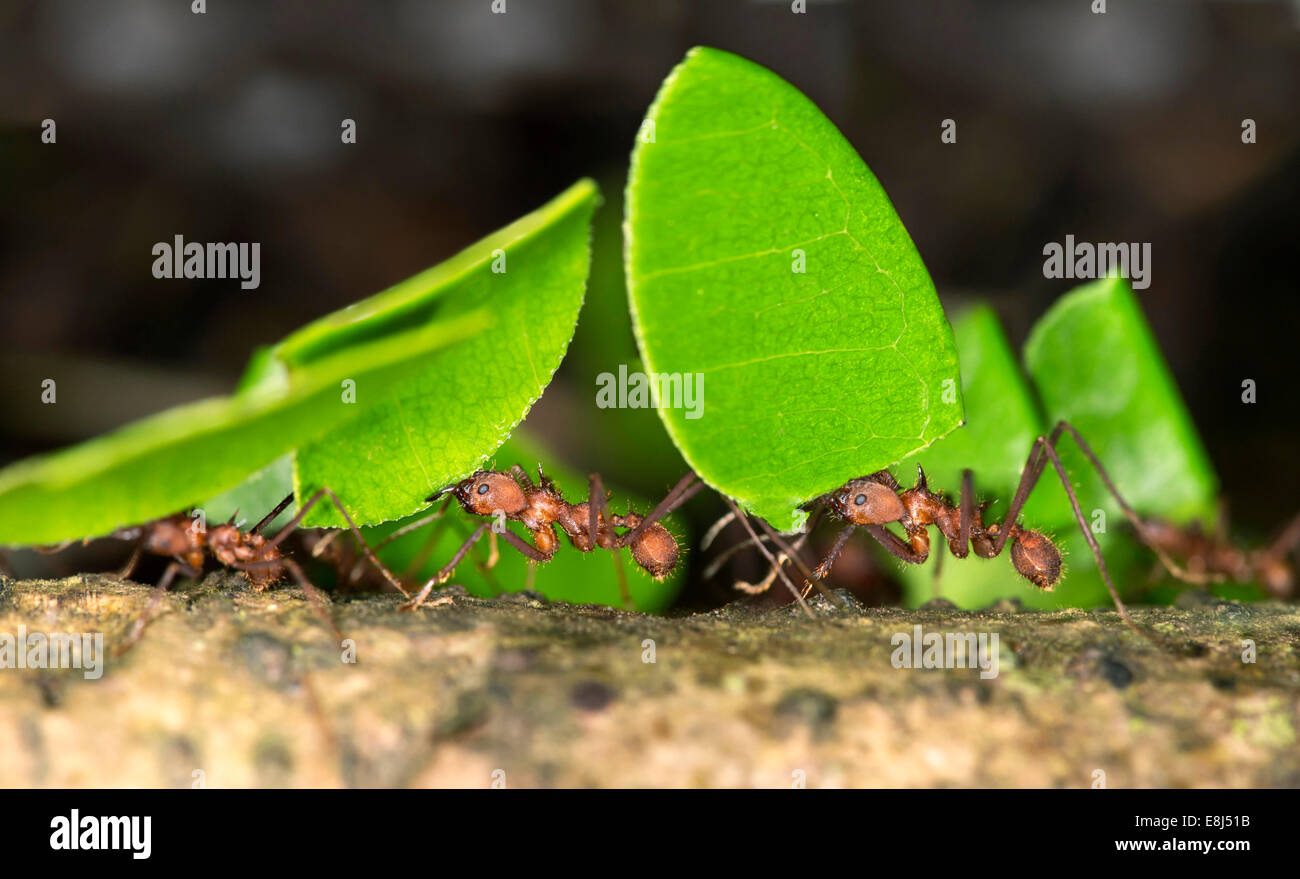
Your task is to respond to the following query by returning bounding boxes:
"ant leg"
[252,492,296,535]
[227,554,345,643]
[449,516,504,593]
[269,488,410,599]
[402,522,492,610]
[1053,421,1221,586]
[117,539,144,580]
[706,507,828,581]
[610,551,632,609]
[380,513,500,593]
[273,557,344,643]
[731,512,822,595]
[955,470,975,558]
[813,525,855,579]
[701,510,737,550]
[117,560,202,655]
[704,531,774,580]
[586,473,633,609]
[360,504,457,587]
[1034,437,1142,637]
[366,498,455,556]
[721,496,814,619]
[750,517,844,606]
[587,472,608,547]
[799,524,855,600]
[617,472,704,549]
[989,434,1053,556]
[864,524,929,565]
[932,469,976,599]
[335,497,459,587]
[497,529,553,562]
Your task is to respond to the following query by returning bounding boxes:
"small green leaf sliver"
[1024,276,1218,524]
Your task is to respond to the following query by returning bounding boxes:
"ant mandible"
[395,466,703,610]
[99,487,405,652]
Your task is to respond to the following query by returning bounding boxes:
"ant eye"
[477,483,490,496]
[854,493,868,506]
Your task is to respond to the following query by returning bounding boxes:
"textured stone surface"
[0,574,1297,788]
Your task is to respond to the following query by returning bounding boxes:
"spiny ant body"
[116,511,284,589]
[97,487,404,652]
[1120,506,1298,600]
[716,421,1145,633]
[398,466,702,610]
[821,467,1063,589]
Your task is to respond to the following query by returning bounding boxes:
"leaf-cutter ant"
[713,420,1249,636]
[394,466,703,610]
[93,487,404,652]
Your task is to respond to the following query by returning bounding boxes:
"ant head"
[630,522,679,580]
[1011,529,1062,590]
[438,470,527,517]
[143,517,195,556]
[828,478,905,526]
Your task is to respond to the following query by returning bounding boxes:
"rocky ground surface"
[0,573,1297,787]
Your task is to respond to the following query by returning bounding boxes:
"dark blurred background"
[1,0,1297,608]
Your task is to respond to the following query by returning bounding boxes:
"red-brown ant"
[716,421,1205,635]
[396,466,702,610]
[1133,516,1298,599]
[97,487,404,652]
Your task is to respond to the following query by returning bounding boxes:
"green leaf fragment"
[1024,276,1218,524]
[290,179,601,527]
[626,47,962,531]
[0,312,486,546]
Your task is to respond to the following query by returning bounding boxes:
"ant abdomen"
[1008,526,1062,590]
[615,513,679,580]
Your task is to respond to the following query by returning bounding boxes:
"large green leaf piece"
[0,311,486,546]
[626,47,963,531]
[288,179,600,527]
